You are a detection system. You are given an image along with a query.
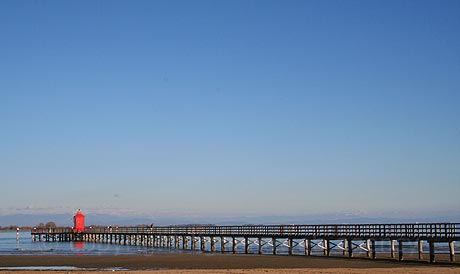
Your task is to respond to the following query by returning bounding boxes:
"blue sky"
[1,0,459,223]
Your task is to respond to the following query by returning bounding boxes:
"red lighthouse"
[73,209,85,233]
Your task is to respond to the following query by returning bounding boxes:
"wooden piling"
[191,236,196,250]
[221,237,226,252]
[244,237,249,254]
[348,239,353,258]
[200,236,205,251]
[429,241,435,263]
[371,240,376,259]
[211,237,216,252]
[449,241,455,262]
[418,240,423,260]
[390,240,395,258]
[366,239,371,257]
[258,237,263,254]
[305,239,311,256]
[323,239,328,256]
[398,241,404,261]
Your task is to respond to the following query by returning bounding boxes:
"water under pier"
[32,223,459,263]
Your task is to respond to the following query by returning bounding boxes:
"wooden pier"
[32,223,459,263]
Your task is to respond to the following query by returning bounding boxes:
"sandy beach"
[1,254,459,273]
[1,270,460,274]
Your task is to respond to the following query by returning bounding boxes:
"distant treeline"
[0,221,58,231]
[0,226,33,231]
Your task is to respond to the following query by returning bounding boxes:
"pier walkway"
[32,223,459,263]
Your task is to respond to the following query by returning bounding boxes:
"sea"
[0,231,195,256]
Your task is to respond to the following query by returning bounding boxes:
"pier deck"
[32,223,459,263]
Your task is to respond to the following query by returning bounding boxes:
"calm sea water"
[1,231,457,256]
[0,231,195,255]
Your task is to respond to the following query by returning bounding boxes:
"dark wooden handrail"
[32,223,460,240]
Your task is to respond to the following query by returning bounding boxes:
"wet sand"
[1,270,460,274]
[0,254,459,273]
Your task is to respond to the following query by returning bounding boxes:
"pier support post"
[258,237,263,254]
[244,237,249,254]
[390,240,395,258]
[348,239,353,258]
[449,241,455,262]
[418,240,423,260]
[366,239,371,257]
[273,238,277,255]
[288,238,293,255]
[305,239,311,256]
[325,239,330,256]
[211,237,216,252]
[221,237,226,252]
[371,240,376,259]
[191,236,196,250]
[232,237,237,254]
[398,241,404,261]
[342,239,347,256]
[200,236,205,251]
[429,241,435,263]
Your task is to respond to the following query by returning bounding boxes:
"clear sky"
[1,0,459,222]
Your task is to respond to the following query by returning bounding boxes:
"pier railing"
[31,222,460,263]
[33,223,460,240]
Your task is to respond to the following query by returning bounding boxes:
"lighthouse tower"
[73,209,85,233]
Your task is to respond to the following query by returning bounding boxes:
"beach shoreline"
[1,270,460,274]
[1,254,459,274]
